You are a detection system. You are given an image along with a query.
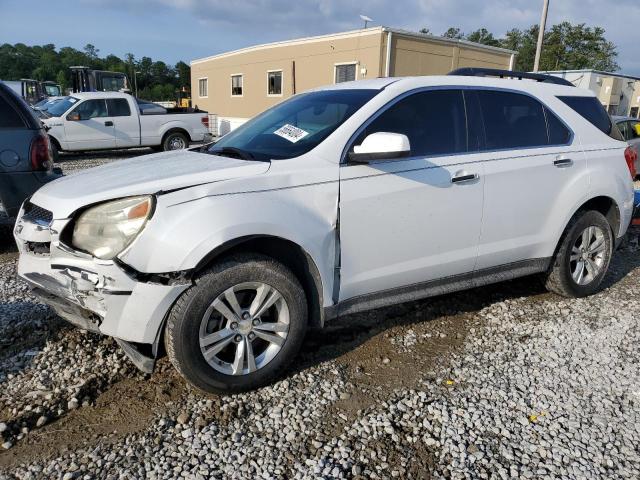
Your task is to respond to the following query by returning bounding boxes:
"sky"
[1,0,639,75]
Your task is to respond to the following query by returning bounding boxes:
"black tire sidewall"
[558,211,613,297]
[49,139,59,162]
[163,132,188,151]
[167,255,308,394]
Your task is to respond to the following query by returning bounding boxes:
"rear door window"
[0,94,26,129]
[557,96,622,140]
[107,99,131,117]
[476,90,548,149]
[354,89,468,157]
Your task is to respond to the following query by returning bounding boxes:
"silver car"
[613,116,640,177]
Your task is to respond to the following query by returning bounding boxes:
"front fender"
[119,181,339,307]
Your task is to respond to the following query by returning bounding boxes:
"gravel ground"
[0,152,639,479]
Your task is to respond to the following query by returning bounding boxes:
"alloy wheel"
[570,225,607,285]
[198,282,290,375]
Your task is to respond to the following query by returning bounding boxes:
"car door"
[338,89,485,301]
[107,98,140,147]
[64,99,115,150]
[468,89,587,270]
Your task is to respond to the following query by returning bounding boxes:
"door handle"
[451,171,479,184]
[104,121,114,127]
[553,157,573,167]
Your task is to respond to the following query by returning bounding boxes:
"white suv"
[14,71,636,393]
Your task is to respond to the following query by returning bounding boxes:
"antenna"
[359,14,373,28]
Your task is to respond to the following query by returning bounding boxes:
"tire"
[162,131,189,151]
[49,139,59,162]
[545,210,613,298]
[165,253,308,394]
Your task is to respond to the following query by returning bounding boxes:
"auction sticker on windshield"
[273,124,309,143]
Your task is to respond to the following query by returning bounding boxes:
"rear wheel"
[162,131,189,151]
[545,210,613,298]
[49,138,59,162]
[165,253,308,394]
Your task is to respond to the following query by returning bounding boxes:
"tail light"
[624,146,637,179]
[201,116,209,129]
[30,134,52,171]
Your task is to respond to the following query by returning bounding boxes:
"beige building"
[543,70,640,118]
[191,27,516,134]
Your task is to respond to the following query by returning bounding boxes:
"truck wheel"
[545,210,613,298]
[165,253,308,394]
[163,131,189,151]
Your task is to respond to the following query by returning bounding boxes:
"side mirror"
[67,111,81,121]
[348,132,411,163]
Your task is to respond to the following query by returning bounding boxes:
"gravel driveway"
[0,152,639,479]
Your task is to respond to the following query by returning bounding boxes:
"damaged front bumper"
[14,207,191,372]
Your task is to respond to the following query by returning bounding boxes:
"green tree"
[442,27,463,39]
[466,28,501,47]
[175,61,190,88]
[56,70,67,91]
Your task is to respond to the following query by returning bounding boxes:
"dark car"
[0,81,62,223]
[633,190,640,226]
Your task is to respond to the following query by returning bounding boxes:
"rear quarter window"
[558,96,623,141]
[107,98,131,117]
[544,106,572,145]
[0,92,27,129]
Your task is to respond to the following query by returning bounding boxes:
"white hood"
[31,150,270,218]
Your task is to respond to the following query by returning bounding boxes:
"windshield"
[44,85,61,96]
[46,96,80,117]
[209,89,379,161]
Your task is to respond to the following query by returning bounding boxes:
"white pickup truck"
[41,92,212,157]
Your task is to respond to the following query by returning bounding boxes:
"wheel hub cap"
[238,318,253,335]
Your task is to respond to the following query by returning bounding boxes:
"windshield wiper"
[209,146,258,161]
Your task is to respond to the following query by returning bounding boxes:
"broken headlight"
[72,196,154,260]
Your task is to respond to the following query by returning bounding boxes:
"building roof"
[542,69,640,82]
[191,26,517,66]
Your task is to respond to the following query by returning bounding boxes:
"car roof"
[612,115,637,122]
[68,91,130,99]
[314,75,585,97]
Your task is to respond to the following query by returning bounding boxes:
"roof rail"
[448,67,574,87]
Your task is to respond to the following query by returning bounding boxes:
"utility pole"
[134,70,140,98]
[533,0,550,72]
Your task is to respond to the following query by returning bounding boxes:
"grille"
[22,202,53,226]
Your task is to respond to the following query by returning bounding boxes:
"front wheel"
[162,131,189,151]
[165,254,308,394]
[545,210,613,298]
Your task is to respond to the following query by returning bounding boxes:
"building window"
[231,74,243,96]
[631,107,639,118]
[268,70,282,96]
[198,78,208,98]
[335,63,357,83]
